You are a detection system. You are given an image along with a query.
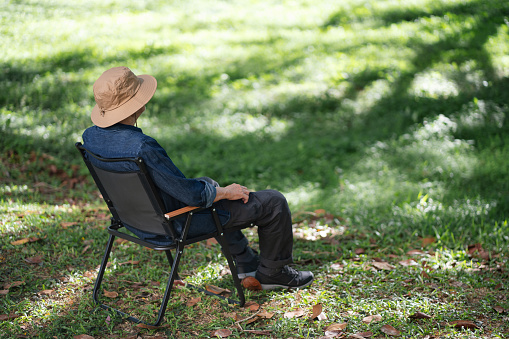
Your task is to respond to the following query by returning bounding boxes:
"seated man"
[82,66,313,290]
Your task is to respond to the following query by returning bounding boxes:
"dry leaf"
[409,311,432,319]
[61,222,78,228]
[354,248,365,255]
[241,277,262,291]
[206,285,231,296]
[244,301,260,311]
[421,237,435,247]
[186,297,201,307]
[11,238,30,246]
[399,259,419,266]
[73,335,95,339]
[173,280,186,287]
[407,249,425,255]
[103,290,118,298]
[311,303,327,320]
[39,289,54,296]
[0,313,20,321]
[212,329,232,338]
[314,209,326,215]
[493,306,506,314]
[381,324,400,336]
[350,332,373,338]
[206,238,218,247]
[372,262,394,270]
[136,323,161,330]
[258,310,274,319]
[284,309,305,319]
[24,255,43,264]
[324,323,347,337]
[362,314,382,324]
[450,320,480,330]
[0,290,8,295]
[4,281,24,289]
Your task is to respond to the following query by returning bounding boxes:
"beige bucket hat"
[91,66,157,128]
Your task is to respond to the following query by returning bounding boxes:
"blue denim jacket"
[82,124,230,244]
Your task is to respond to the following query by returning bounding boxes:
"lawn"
[1,0,508,338]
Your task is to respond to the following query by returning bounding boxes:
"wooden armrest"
[164,206,201,219]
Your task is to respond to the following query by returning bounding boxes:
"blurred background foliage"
[1,0,509,249]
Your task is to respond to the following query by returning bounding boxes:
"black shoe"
[236,254,260,279]
[255,266,314,290]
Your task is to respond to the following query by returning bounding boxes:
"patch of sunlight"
[410,70,459,98]
[1,185,30,195]
[455,99,506,130]
[485,22,509,77]
[206,112,291,139]
[285,182,322,211]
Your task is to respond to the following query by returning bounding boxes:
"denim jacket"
[82,124,229,244]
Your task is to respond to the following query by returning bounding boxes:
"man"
[82,66,313,290]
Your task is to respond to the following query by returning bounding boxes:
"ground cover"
[1,0,508,337]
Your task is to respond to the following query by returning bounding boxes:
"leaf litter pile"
[1,171,508,339]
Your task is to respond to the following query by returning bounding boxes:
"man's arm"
[214,183,250,204]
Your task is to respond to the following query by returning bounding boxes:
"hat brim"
[91,74,157,128]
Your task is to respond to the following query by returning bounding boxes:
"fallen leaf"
[258,310,274,319]
[212,329,232,338]
[206,285,231,296]
[73,335,95,339]
[449,320,480,330]
[284,309,305,319]
[421,237,435,247]
[173,279,186,287]
[314,209,326,215]
[372,262,394,270]
[324,323,347,336]
[381,324,400,336]
[206,238,218,247]
[241,276,262,291]
[0,313,20,321]
[350,332,373,338]
[186,297,201,307]
[81,245,90,254]
[399,259,419,266]
[136,323,161,330]
[311,303,327,320]
[493,306,506,314]
[24,255,43,264]
[0,290,8,295]
[61,222,78,228]
[39,289,54,296]
[103,290,118,298]
[244,301,260,311]
[4,281,24,289]
[409,311,432,319]
[362,314,382,324]
[354,248,365,255]
[11,238,30,246]
[407,249,425,255]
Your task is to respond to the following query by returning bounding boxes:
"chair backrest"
[76,142,175,238]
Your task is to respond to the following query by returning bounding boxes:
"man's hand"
[214,183,250,203]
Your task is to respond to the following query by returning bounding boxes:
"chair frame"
[76,142,245,327]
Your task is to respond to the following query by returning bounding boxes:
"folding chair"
[75,142,246,327]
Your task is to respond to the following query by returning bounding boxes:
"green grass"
[1,0,509,337]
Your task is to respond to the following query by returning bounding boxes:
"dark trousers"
[206,180,294,274]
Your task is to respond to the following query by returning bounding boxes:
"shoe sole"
[238,271,257,279]
[260,278,314,290]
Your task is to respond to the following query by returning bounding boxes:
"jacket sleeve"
[140,138,217,208]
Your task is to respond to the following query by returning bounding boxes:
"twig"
[234,310,261,325]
